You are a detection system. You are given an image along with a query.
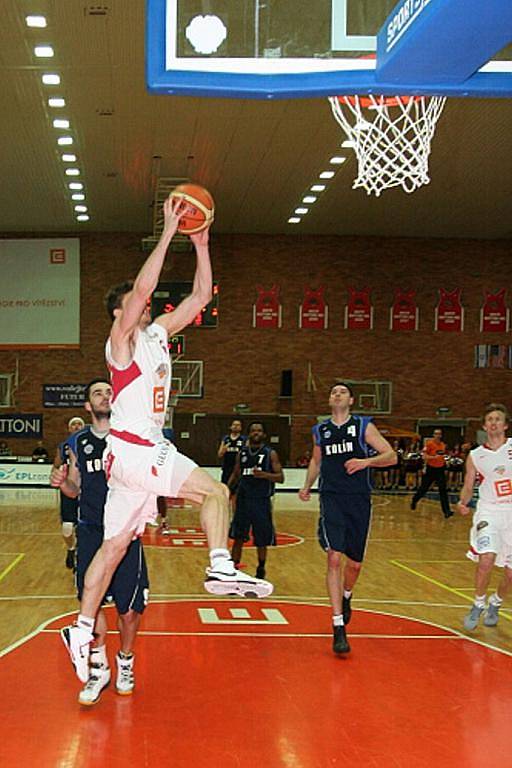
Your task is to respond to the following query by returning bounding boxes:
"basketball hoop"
[329,93,446,196]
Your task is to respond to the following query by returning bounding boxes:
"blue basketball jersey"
[221,434,247,476]
[68,427,108,526]
[239,444,274,498]
[313,415,372,495]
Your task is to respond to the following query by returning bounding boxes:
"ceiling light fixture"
[53,119,70,129]
[303,196,317,204]
[311,184,326,192]
[74,205,88,212]
[288,217,301,224]
[48,97,65,108]
[26,15,47,27]
[62,154,77,162]
[41,73,60,85]
[71,193,85,201]
[319,171,335,179]
[69,182,83,190]
[57,136,73,145]
[34,45,54,57]
[65,168,80,176]
[329,156,346,164]
[295,207,309,215]
[76,215,90,222]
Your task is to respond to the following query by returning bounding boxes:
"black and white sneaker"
[78,663,111,706]
[61,624,94,683]
[65,549,76,570]
[116,653,135,696]
[204,565,273,598]
[333,625,351,655]
[342,595,352,625]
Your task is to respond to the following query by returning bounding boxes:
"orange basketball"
[169,183,215,234]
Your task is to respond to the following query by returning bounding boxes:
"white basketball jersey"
[471,438,512,508]
[106,322,170,444]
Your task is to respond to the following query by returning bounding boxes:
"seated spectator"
[296,449,311,468]
[0,440,10,456]
[32,441,49,463]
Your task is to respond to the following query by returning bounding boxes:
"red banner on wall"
[435,289,464,332]
[253,285,282,328]
[345,287,373,330]
[480,289,509,333]
[299,286,328,329]
[390,289,418,331]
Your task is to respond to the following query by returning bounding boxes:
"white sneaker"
[78,664,111,706]
[204,565,274,598]
[116,653,135,695]
[60,624,94,683]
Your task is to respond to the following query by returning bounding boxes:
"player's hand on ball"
[189,223,210,247]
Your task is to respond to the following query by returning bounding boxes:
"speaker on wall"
[280,369,293,398]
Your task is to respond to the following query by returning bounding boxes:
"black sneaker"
[65,549,76,570]
[342,595,352,625]
[256,564,266,580]
[410,498,417,511]
[332,625,350,655]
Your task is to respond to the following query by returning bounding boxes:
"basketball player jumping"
[299,383,396,655]
[458,403,512,630]
[61,196,272,683]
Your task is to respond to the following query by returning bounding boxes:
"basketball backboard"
[146,0,512,98]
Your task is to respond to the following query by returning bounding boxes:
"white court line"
[41,628,463,641]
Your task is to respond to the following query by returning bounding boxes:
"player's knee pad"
[62,522,74,538]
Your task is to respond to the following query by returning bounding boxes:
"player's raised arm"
[155,226,213,336]
[112,196,186,343]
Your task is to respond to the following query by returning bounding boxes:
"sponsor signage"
[43,383,87,408]
[0,413,43,439]
[0,462,51,485]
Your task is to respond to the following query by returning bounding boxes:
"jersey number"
[153,386,165,413]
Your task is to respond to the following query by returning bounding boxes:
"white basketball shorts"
[103,437,197,539]
[468,503,512,568]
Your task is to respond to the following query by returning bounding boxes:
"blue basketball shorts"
[76,522,149,614]
[318,493,372,562]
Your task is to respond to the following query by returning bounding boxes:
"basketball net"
[329,94,446,196]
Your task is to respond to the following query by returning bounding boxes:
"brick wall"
[1,232,511,461]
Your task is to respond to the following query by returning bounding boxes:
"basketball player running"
[299,383,396,655]
[52,416,85,571]
[458,404,512,630]
[61,196,272,683]
[51,379,149,704]
[228,421,284,579]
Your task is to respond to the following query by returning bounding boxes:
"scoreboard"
[151,281,219,328]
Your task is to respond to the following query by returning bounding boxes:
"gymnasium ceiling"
[2,0,512,240]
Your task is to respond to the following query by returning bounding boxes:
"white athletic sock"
[333,614,344,627]
[77,614,95,634]
[343,590,352,599]
[210,548,231,564]
[489,592,503,607]
[474,595,486,609]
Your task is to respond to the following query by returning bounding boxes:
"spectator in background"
[448,443,464,491]
[296,449,312,468]
[218,419,246,513]
[404,439,423,491]
[411,429,453,518]
[32,440,49,463]
[0,440,11,457]
[389,439,404,489]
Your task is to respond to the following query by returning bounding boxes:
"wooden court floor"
[1,488,511,767]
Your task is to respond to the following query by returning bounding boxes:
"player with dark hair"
[299,382,396,655]
[60,197,272,683]
[410,428,452,518]
[218,419,245,486]
[458,403,512,630]
[228,421,284,579]
[51,378,149,705]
